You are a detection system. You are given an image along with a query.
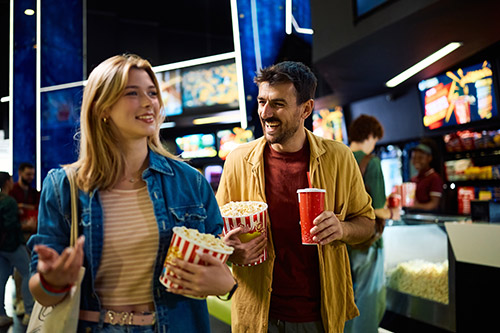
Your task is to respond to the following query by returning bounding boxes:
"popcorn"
[219,201,268,266]
[387,259,449,304]
[160,227,233,294]
[173,226,233,253]
[220,201,268,217]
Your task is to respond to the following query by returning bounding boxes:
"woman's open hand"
[34,235,85,288]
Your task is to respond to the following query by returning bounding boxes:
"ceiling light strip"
[285,0,292,35]
[36,0,41,190]
[250,0,262,71]
[386,42,463,88]
[292,16,313,35]
[152,52,236,73]
[7,0,13,174]
[230,0,248,129]
[40,80,87,92]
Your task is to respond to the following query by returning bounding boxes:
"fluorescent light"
[36,0,41,190]
[250,0,262,71]
[285,0,313,35]
[285,0,292,35]
[8,0,13,175]
[193,112,241,125]
[24,9,35,15]
[385,42,463,88]
[292,16,313,35]
[0,96,9,103]
[152,52,236,73]
[40,80,87,92]
[160,122,176,129]
[230,0,248,129]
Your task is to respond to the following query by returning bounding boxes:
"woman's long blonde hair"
[72,54,177,192]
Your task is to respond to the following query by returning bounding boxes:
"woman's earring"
[103,117,108,123]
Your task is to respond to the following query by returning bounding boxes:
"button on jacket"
[28,150,223,332]
[216,130,375,333]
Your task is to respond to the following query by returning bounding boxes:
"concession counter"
[383,213,500,332]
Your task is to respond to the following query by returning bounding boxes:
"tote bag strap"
[63,167,79,248]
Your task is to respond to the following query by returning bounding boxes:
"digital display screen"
[181,61,239,110]
[217,127,254,160]
[155,69,182,117]
[312,107,348,144]
[175,133,217,159]
[418,60,498,130]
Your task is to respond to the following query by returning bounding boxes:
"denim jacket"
[28,150,223,332]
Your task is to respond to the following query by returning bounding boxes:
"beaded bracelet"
[39,273,72,297]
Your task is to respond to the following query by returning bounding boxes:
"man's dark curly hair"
[254,61,317,105]
[348,114,384,143]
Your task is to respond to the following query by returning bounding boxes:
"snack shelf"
[443,147,500,161]
[446,179,500,186]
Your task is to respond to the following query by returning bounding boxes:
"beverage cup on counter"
[388,193,401,208]
[297,188,326,245]
[401,182,416,207]
[160,226,233,298]
[220,201,268,266]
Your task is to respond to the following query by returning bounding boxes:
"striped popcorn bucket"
[221,201,268,266]
[160,227,233,294]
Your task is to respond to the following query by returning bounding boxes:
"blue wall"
[12,0,83,185]
[13,0,36,181]
[40,0,83,181]
[236,0,313,126]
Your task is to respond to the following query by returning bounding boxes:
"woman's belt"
[79,310,155,326]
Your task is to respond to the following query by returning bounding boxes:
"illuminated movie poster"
[418,60,498,130]
[155,69,182,117]
[312,107,347,144]
[181,62,239,109]
[175,133,217,159]
[217,127,254,160]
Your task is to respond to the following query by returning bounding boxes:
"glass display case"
[383,213,468,332]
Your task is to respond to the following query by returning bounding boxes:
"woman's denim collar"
[148,150,175,176]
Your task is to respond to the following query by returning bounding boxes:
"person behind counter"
[410,139,443,211]
[27,54,236,332]
[217,61,376,332]
[345,114,400,333]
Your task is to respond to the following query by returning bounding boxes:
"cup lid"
[297,188,326,193]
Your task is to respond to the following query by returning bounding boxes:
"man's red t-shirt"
[264,141,322,322]
[10,182,40,207]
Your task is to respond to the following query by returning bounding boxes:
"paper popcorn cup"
[160,226,234,295]
[401,182,416,207]
[220,201,268,266]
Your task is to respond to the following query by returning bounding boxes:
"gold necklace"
[123,171,143,183]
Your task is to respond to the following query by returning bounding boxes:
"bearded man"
[216,61,376,333]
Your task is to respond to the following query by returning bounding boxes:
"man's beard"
[20,177,31,186]
[261,117,300,145]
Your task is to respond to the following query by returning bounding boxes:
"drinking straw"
[307,172,311,187]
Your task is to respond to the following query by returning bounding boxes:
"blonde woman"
[28,54,236,332]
